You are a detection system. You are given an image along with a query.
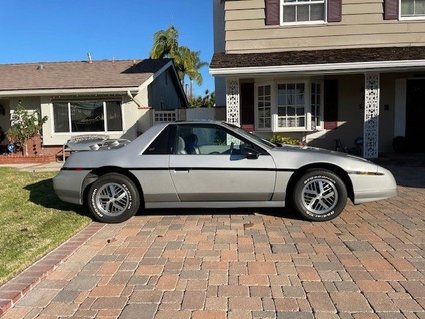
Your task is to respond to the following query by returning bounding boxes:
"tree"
[150,26,208,93]
[7,102,48,156]
[150,26,179,59]
[188,90,216,108]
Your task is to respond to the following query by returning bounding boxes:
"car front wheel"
[87,173,140,223]
[292,169,347,221]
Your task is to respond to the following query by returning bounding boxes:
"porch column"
[363,73,380,159]
[226,78,240,126]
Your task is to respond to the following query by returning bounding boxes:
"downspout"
[127,91,144,109]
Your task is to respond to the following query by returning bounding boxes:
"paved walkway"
[2,165,425,318]
[0,161,63,172]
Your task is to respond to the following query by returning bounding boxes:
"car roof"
[173,120,225,125]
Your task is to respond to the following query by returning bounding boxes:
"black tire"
[87,173,140,223]
[292,169,347,221]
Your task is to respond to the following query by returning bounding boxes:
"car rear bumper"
[53,170,89,205]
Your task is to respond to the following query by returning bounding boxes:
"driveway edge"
[0,222,104,316]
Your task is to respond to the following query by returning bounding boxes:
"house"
[210,0,425,158]
[0,58,187,155]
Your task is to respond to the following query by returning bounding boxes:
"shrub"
[270,134,301,146]
[7,102,48,155]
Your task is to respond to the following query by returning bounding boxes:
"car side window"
[175,124,255,155]
[143,126,173,155]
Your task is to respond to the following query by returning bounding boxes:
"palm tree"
[150,26,208,93]
[150,26,179,59]
[178,46,208,86]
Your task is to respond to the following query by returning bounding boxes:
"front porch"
[211,47,425,159]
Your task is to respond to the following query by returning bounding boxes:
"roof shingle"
[0,58,171,91]
[210,46,425,69]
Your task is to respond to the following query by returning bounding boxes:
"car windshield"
[223,123,276,150]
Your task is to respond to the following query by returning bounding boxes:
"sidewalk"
[0,161,63,172]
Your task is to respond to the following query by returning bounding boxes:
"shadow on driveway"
[23,178,93,219]
[141,206,305,221]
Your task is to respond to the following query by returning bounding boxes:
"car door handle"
[173,168,190,173]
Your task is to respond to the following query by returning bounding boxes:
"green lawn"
[0,167,91,284]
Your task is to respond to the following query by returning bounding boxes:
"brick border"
[0,222,104,316]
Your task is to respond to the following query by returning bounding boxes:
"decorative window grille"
[226,79,240,126]
[363,73,380,159]
[154,110,177,123]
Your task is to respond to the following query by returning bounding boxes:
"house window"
[257,85,272,129]
[52,100,123,133]
[277,83,305,128]
[255,80,323,132]
[311,82,321,129]
[400,0,425,17]
[281,0,326,24]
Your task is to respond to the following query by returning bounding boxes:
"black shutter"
[265,0,280,25]
[384,0,399,20]
[327,0,342,22]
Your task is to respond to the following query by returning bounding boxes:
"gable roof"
[210,46,425,75]
[0,58,171,92]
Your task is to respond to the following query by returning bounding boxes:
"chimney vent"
[87,52,93,64]
[37,64,44,70]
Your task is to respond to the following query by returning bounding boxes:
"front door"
[169,123,276,202]
[406,80,425,152]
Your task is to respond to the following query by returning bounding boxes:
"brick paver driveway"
[3,165,425,318]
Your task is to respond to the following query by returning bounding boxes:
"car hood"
[269,145,378,172]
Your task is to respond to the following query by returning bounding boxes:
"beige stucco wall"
[224,0,425,53]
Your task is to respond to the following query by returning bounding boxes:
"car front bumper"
[351,166,398,204]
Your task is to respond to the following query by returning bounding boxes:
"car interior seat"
[177,136,187,154]
[185,134,200,154]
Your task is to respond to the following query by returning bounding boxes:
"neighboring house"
[0,58,187,154]
[210,0,425,158]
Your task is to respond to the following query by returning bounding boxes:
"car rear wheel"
[292,169,347,221]
[87,173,140,223]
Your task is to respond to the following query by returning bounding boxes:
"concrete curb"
[0,222,104,317]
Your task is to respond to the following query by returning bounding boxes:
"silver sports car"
[53,121,397,223]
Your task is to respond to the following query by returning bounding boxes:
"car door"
[131,125,179,203]
[169,123,276,202]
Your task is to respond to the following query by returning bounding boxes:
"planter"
[0,154,56,164]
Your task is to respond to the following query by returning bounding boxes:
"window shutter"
[265,0,280,25]
[327,0,342,22]
[384,0,398,20]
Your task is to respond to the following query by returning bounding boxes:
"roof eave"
[0,86,141,97]
[209,59,425,77]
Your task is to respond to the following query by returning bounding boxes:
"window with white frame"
[400,0,425,17]
[255,80,323,132]
[257,85,272,129]
[277,83,305,128]
[281,0,326,23]
[311,82,321,130]
[52,100,123,133]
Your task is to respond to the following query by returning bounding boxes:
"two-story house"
[210,0,425,158]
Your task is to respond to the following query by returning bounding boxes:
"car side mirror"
[242,147,259,160]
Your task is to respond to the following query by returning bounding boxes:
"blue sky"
[0,0,214,96]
